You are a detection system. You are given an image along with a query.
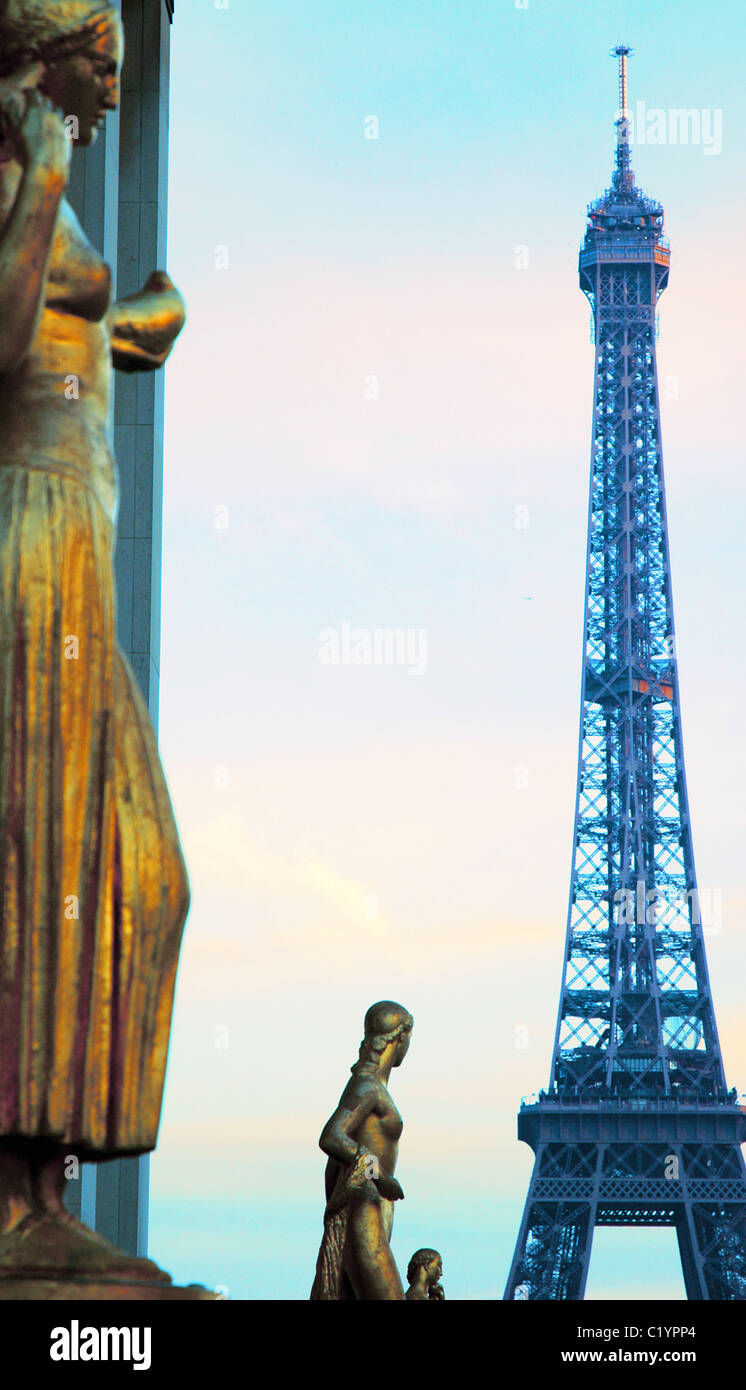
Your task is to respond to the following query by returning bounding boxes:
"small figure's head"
[0,2,123,146]
[407,1248,443,1289]
[356,1000,413,1072]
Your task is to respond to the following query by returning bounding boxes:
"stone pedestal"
[0,1214,218,1300]
[0,1277,218,1300]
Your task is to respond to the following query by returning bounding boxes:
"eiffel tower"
[504,46,746,1301]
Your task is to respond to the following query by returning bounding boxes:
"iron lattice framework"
[504,47,746,1300]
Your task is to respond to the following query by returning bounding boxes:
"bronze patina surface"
[0,1,190,1281]
[311,1001,414,1300]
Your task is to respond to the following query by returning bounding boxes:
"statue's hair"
[407,1248,440,1284]
[0,2,118,78]
[350,1000,413,1075]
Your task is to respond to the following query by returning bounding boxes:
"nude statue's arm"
[319,1083,378,1168]
[319,1081,404,1201]
[0,89,70,374]
[111,270,186,373]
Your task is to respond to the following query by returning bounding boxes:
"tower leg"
[676,1211,709,1299]
[505,1199,593,1300]
[505,1153,594,1300]
[677,1204,746,1300]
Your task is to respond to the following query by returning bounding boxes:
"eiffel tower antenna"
[610,42,635,192]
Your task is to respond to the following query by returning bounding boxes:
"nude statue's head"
[0,2,122,146]
[407,1248,443,1287]
[357,1000,413,1071]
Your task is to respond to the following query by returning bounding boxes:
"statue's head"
[0,2,122,146]
[357,1000,413,1071]
[407,1248,443,1287]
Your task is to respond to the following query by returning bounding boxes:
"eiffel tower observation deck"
[504,46,746,1300]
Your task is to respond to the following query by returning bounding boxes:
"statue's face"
[42,18,123,146]
[393,1027,412,1067]
[428,1255,443,1284]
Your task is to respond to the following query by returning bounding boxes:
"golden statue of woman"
[0,1,188,1268]
[311,1001,413,1300]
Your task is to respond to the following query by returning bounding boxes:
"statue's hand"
[113,272,185,352]
[372,1173,404,1202]
[111,271,186,372]
[0,86,70,183]
[342,1151,404,1202]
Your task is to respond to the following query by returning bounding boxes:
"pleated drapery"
[0,462,189,1158]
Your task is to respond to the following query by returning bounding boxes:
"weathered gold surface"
[406,1248,444,1300]
[311,1001,413,1300]
[0,0,189,1252]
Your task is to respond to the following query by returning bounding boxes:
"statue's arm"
[0,91,70,374]
[319,1084,404,1202]
[111,271,186,374]
[318,1084,378,1167]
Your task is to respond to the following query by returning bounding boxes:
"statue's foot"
[0,1211,171,1283]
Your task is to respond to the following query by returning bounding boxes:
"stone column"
[65,0,174,1260]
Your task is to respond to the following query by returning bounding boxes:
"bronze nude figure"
[0,1,188,1275]
[311,1001,413,1300]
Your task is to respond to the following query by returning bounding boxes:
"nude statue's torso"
[0,162,117,518]
[323,1075,403,1203]
[350,1077,404,1178]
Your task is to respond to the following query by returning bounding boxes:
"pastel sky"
[146,0,746,1299]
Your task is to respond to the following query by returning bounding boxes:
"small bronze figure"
[406,1248,444,1300]
[311,1001,413,1300]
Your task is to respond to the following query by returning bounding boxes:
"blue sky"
[146,0,746,1299]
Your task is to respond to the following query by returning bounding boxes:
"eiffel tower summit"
[505,45,746,1301]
